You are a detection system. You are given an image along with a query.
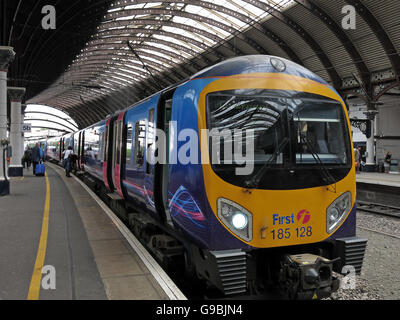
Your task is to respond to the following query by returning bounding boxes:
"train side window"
[126,123,133,164]
[74,135,79,154]
[133,120,146,167]
[146,109,155,174]
[84,127,99,160]
[98,131,104,162]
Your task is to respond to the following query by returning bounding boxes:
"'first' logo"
[297,210,311,224]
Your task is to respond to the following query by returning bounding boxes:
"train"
[45,55,367,299]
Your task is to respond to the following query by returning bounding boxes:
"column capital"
[0,46,15,72]
[363,110,379,121]
[7,87,26,103]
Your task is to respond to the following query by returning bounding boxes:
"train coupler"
[279,253,340,300]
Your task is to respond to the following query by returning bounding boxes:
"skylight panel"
[139,48,182,64]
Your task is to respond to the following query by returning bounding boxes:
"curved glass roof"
[33,0,295,122]
[24,0,400,129]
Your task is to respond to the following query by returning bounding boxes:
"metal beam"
[23,118,78,133]
[24,111,79,129]
[79,48,190,79]
[72,56,180,84]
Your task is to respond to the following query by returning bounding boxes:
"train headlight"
[232,212,248,230]
[217,198,252,242]
[326,192,352,234]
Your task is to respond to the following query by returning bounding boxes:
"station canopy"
[4,0,400,129]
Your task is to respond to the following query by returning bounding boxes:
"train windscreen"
[206,89,352,190]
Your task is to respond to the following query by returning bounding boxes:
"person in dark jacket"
[23,147,32,168]
[31,143,43,174]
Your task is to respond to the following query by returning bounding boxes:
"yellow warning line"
[27,172,50,300]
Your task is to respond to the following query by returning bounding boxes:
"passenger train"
[45,55,367,299]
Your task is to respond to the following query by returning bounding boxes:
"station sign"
[22,123,32,133]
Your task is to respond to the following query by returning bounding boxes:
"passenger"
[62,146,74,177]
[354,147,361,174]
[31,143,43,175]
[384,150,392,173]
[69,152,78,174]
[23,147,32,168]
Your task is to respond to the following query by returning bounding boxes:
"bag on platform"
[35,162,45,176]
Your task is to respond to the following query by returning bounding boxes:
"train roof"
[190,55,328,86]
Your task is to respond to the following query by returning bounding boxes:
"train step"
[107,192,123,201]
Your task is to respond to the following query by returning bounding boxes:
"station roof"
[3,0,400,129]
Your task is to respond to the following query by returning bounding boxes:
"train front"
[191,56,367,299]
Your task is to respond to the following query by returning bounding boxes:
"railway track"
[357,201,400,219]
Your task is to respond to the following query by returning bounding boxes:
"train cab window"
[133,120,146,167]
[294,101,348,165]
[126,123,133,164]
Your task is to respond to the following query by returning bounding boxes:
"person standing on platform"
[23,147,32,168]
[354,147,361,174]
[62,146,74,177]
[31,143,43,174]
[384,150,392,173]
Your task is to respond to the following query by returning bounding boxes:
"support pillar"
[364,109,378,172]
[0,46,15,196]
[21,104,26,157]
[7,87,26,177]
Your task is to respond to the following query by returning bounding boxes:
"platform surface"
[0,164,171,300]
[356,172,400,188]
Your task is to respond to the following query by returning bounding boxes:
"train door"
[60,137,65,162]
[73,132,79,170]
[80,131,85,171]
[113,111,126,198]
[103,117,114,192]
[154,89,175,225]
[59,137,63,162]
[77,131,81,170]
[144,108,156,210]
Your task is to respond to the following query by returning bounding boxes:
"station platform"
[356,172,400,188]
[356,172,400,208]
[0,163,185,300]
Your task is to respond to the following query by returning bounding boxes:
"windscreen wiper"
[245,137,289,189]
[300,134,337,193]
